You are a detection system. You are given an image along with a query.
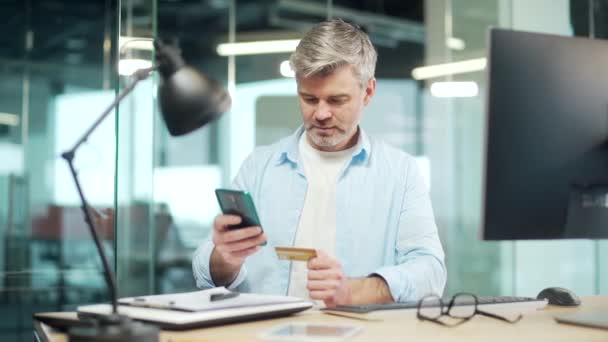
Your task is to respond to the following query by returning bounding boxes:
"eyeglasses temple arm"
[477,309,523,323]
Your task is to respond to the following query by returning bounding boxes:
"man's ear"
[363,77,376,106]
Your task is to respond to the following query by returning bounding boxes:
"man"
[193,19,446,307]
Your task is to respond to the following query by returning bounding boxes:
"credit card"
[275,247,317,261]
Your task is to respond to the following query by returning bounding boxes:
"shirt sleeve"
[371,159,447,302]
[191,153,257,290]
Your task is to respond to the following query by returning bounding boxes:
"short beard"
[305,126,356,150]
[309,133,346,148]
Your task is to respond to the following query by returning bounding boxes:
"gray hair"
[289,19,377,85]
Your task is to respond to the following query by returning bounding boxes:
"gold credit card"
[275,247,317,261]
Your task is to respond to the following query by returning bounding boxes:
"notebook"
[77,287,313,330]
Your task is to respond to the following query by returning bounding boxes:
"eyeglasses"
[416,293,523,327]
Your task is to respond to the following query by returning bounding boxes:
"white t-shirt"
[287,132,357,300]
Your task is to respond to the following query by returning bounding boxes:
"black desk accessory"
[537,287,581,306]
[61,39,230,342]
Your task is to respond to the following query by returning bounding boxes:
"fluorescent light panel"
[446,37,466,50]
[412,58,487,80]
[216,39,300,56]
[430,81,479,98]
[0,112,19,126]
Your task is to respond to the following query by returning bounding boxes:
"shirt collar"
[276,125,371,166]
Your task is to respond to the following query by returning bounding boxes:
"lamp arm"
[60,65,157,314]
[65,66,157,154]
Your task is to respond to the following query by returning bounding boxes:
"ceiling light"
[0,112,19,126]
[446,37,466,50]
[430,81,479,98]
[216,39,300,56]
[280,60,295,77]
[412,58,487,80]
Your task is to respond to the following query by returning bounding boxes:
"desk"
[35,296,608,342]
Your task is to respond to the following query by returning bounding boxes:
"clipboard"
[117,287,287,312]
[77,287,313,330]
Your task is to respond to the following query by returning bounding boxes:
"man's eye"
[304,98,317,104]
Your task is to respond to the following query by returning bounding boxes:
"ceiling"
[157,0,425,82]
[1,0,604,83]
[0,0,426,84]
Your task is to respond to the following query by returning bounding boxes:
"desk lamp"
[62,40,231,342]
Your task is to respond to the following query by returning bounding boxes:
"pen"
[128,298,176,310]
[210,292,240,302]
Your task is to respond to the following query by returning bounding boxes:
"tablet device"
[259,322,363,341]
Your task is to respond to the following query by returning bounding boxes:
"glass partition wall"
[114,0,230,297]
[0,1,119,340]
[0,1,606,339]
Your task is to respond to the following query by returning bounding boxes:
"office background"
[0,0,607,340]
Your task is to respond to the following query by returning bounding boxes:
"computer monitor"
[482,28,608,240]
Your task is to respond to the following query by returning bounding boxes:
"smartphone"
[215,188,264,232]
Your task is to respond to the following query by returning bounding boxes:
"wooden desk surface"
[37,296,608,342]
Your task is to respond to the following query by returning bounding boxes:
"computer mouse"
[536,287,581,306]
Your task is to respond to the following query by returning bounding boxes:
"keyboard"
[324,296,548,314]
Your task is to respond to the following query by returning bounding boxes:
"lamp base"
[68,314,159,342]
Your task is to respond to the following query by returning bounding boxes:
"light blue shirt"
[192,126,446,302]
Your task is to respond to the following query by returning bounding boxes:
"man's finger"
[307,269,343,281]
[231,245,260,258]
[214,215,242,231]
[308,254,340,270]
[223,234,266,252]
[307,279,340,291]
[222,226,262,242]
[309,289,335,301]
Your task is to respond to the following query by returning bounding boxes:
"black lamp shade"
[154,39,231,136]
[158,67,231,136]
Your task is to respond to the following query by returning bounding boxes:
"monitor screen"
[482,28,608,240]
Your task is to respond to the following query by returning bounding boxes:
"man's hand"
[307,250,395,307]
[306,250,352,307]
[210,214,266,286]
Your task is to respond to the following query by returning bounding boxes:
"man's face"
[297,65,376,152]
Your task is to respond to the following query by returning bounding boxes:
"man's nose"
[314,102,332,121]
